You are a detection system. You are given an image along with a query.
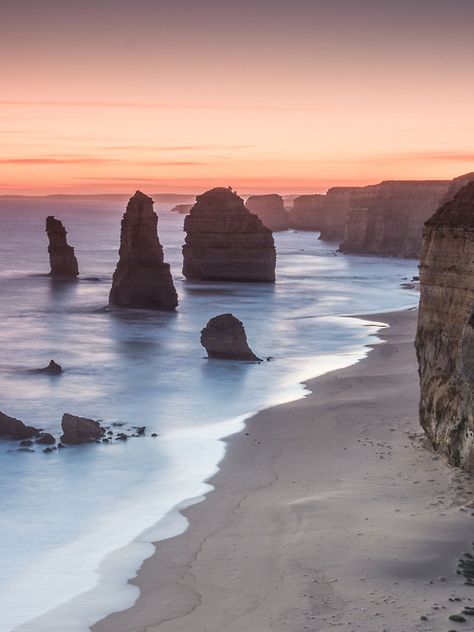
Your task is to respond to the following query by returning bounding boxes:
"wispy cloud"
[0,100,301,112]
[0,156,208,166]
[379,150,474,163]
[102,144,258,152]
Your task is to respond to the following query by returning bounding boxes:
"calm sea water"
[0,198,418,631]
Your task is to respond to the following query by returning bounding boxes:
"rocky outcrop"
[45,216,79,278]
[182,187,276,282]
[170,204,193,215]
[109,191,178,310]
[339,181,449,258]
[60,413,105,444]
[441,172,474,204]
[415,182,474,471]
[201,314,261,361]
[0,411,40,440]
[245,194,289,231]
[37,432,56,445]
[288,195,327,231]
[39,360,62,375]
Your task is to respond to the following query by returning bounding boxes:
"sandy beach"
[93,308,474,632]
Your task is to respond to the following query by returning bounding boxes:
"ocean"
[0,197,418,631]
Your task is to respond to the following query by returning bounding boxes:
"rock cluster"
[45,216,79,278]
[201,314,261,361]
[245,194,289,231]
[182,187,276,282]
[109,191,178,310]
[0,410,40,440]
[415,182,474,471]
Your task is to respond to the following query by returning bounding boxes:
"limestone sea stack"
[109,191,178,310]
[415,182,474,471]
[245,194,289,231]
[201,314,261,361]
[45,216,79,278]
[288,194,327,231]
[182,187,276,282]
[170,204,193,215]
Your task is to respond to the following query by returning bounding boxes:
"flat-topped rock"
[45,216,79,278]
[0,410,40,440]
[288,194,327,231]
[109,191,178,310]
[201,314,261,361]
[170,204,193,215]
[60,413,105,444]
[415,182,474,471]
[183,187,276,282]
[245,194,289,231]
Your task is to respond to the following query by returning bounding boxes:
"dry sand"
[93,309,474,632]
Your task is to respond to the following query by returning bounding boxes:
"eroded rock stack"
[109,191,178,310]
[288,194,326,231]
[245,194,289,231]
[182,187,276,282]
[415,182,474,471]
[170,204,193,215]
[46,216,79,278]
[201,314,261,361]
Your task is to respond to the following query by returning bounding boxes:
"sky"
[1,0,473,195]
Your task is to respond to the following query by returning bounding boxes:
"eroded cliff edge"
[415,182,474,471]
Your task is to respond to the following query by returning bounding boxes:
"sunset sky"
[1,0,473,195]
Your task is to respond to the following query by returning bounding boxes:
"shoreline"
[93,307,474,632]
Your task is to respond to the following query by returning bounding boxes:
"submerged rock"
[0,410,40,440]
[109,191,178,310]
[182,187,276,282]
[415,182,474,471]
[36,433,56,445]
[245,194,289,231]
[39,360,62,375]
[201,314,261,361]
[45,216,79,278]
[60,413,105,444]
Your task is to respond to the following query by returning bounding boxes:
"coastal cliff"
[339,181,449,258]
[182,187,276,282]
[109,191,178,310]
[45,216,79,278]
[288,194,326,231]
[245,194,289,231]
[415,182,474,471]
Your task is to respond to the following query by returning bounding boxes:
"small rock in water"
[39,360,62,375]
[201,314,261,361]
[36,433,56,445]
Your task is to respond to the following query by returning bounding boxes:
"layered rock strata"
[45,216,79,278]
[182,187,276,282]
[201,314,261,361]
[109,191,178,310]
[415,182,474,471]
[339,181,449,258]
[245,194,289,231]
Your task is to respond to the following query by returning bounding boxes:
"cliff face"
[319,187,375,242]
[288,195,327,231]
[45,216,79,278]
[109,191,178,310]
[415,182,474,471]
[245,194,289,231]
[339,181,449,258]
[441,172,474,204]
[182,187,276,282]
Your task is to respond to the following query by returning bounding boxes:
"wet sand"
[94,308,474,632]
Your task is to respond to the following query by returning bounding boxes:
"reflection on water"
[0,198,419,631]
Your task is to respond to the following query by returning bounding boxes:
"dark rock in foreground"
[415,182,474,471]
[39,360,62,375]
[46,216,79,278]
[36,432,56,445]
[245,194,289,231]
[60,413,105,444]
[109,191,178,310]
[0,410,40,440]
[183,187,276,282]
[201,314,261,361]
